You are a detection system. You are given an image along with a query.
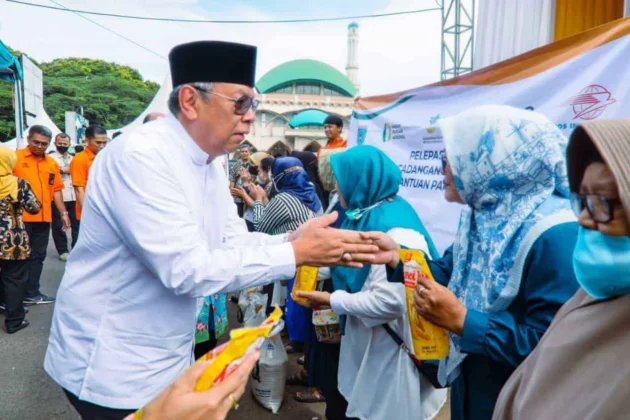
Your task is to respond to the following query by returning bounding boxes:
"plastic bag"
[237,288,265,325]
[250,319,288,414]
[243,293,268,328]
[312,307,341,343]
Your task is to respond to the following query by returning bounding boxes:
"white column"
[345,22,360,92]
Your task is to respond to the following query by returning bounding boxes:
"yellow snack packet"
[291,266,319,305]
[400,250,450,360]
[134,307,283,419]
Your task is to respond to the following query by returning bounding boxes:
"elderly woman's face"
[578,162,630,236]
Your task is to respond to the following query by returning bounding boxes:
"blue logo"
[357,127,367,145]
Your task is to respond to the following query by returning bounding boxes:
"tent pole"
[15,78,25,149]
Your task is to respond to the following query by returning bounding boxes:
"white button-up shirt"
[49,150,76,202]
[44,114,296,409]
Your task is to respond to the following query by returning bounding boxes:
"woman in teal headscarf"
[298,145,446,420]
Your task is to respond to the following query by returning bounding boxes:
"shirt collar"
[23,147,44,160]
[166,112,211,166]
[327,136,346,148]
[85,147,96,160]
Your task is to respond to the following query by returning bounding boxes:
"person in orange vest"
[13,125,70,305]
[71,125,108,222]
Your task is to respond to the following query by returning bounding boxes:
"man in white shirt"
[44,41,378,419]
[48,133,79,261]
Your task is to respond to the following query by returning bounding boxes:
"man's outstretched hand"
[290,212,378,268]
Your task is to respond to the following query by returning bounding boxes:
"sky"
[0,0,444,96]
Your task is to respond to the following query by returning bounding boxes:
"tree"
[0,48,159,142]
[0,46,27,141]
[0,80,15,141]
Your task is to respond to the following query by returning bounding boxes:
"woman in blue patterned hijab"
[409,105,580,420]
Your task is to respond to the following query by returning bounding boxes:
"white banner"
[349,19,630,253]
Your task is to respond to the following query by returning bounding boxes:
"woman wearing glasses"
[492,119,630,419]
[379,106,580,420]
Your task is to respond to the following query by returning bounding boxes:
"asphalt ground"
[0,236,450,420]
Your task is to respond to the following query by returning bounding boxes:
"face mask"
[345,199,386,221]
[573,227,630,299]
[256,174,266,185]
[56,146,69,154]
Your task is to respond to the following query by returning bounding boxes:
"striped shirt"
[252,192,322,235]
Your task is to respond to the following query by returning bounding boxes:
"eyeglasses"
[570,193,620,223]
[194,87,259,115]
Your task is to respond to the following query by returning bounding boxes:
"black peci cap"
[169,41,257,87]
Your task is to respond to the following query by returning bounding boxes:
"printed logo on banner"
[357,127,367,145]
[565,84,616,120]
[426,114,441,134]
[382,123,405,142]
[382,123,392,142]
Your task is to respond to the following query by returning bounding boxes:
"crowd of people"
[0,39,629,420]
[0,109,162,335]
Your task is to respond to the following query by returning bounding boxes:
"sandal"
[297,355,305,366]
[295,387,326,403]
[7,320,30,334]
[286,369,309,386]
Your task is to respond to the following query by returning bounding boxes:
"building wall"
[244,92,354,154]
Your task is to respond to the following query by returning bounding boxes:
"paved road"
[0,237,449,420]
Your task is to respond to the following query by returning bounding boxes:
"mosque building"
[243,22,360,155]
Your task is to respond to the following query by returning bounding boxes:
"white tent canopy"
[107,74,172,138]
[5,104,62,151]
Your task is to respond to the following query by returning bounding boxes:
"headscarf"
[248,151,270,167]
[0,147,19,202]
[492,119,630,420]
[567,119,630,226]
[272,157,322,213]
[290,151,326,206]
[330,145,439,295]
[437,105,574,385]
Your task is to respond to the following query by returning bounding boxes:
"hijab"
[290,151,326,207]
[330,145,439,295]
[492,118,630,420]
[0,147,19,202]
[272,157,322,213]
[248,151,270,167]
[437,105,574,385]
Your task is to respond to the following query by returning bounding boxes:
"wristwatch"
[62,212,69,216]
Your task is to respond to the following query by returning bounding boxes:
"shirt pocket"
[41,167,56,187]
